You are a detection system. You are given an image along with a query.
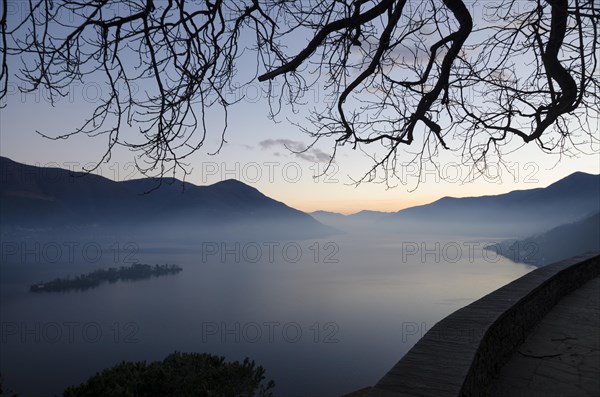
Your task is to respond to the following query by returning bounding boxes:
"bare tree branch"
[1,0,597,180]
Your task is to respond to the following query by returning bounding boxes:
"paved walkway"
[490,277,600,397]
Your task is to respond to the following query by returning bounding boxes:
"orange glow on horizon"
[289,197,433,215]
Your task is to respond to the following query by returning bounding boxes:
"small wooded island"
[30,264,183,292]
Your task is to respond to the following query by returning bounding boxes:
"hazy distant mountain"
[310,210,347,222]
[491,212,600,267]
[0,157,336,241]
[378,172,600,238]
[348,210,390,222]
[310,210,391,231]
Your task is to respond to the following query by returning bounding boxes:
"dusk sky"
[1,0,598,214]
[2,84,598,214]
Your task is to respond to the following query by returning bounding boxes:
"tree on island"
[1,1,597,180]
[30,264,183,293]
[63,352,275,397]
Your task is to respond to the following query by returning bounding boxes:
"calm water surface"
[0,232,532,396]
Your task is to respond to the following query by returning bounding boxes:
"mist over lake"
[1,159,598,396]
[1,231,532,396]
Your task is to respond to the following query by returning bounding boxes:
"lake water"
[0,231,532,396]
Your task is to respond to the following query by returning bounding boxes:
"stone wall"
[367,251,600,397]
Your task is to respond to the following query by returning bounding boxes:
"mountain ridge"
[0,156,336,240]
[378,171,600,238]
[310,171,599,238]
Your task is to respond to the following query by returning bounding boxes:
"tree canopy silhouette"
[1,0,598,179]
[63,352,275,397]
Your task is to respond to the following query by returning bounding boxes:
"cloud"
[258,139,331,163]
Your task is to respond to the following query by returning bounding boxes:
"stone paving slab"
[490,277,600,397]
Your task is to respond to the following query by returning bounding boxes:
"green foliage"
[63,352,274,397]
